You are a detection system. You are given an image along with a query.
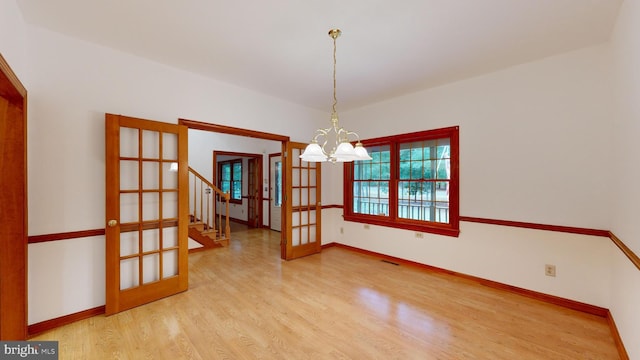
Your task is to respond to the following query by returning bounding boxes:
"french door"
[284,142,321,259]
[105,114,189,315]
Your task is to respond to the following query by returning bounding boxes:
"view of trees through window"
[219,159,242,203]
[345,126,459,237]
[397,138,450,223]
[274,161,282,207]
[353,140,450,223]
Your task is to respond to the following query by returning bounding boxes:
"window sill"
[342,214,460,238]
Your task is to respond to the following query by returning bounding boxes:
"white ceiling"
[16,0,622,111]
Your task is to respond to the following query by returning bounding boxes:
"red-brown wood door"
[0,54,28,340]
[284,142,321,259]
[105,114,189,315]
[247,157,261,228]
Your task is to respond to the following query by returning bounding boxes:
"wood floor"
[32,226,620,359]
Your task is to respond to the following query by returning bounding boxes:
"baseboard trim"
[226,217,248,225]
[28,306,105,337]
[607,310,630,360]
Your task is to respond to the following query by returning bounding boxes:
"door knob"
[107,220,118,227]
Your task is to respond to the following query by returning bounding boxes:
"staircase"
[188,167,231,249]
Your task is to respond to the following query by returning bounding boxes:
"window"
[274,160,282,207]
[344,126,459,237]
[219,159,243,203]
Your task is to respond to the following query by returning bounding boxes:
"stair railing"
[188,166,231,242]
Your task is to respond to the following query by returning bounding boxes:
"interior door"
[284,142,321,259]
[270,155,282,231]
[105,113,189,315]
[247,157,260,228]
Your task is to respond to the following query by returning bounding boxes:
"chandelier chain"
[332,33,338,115]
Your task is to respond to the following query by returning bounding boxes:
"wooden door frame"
[178,118,289,257]
[0,53,28,340]
[212,150,263,228]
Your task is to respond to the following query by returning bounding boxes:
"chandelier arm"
[311,127,332,142]
[343,130,361,141]
[311,128,331,156]
[333,128,362,143]
[335,127,350,142]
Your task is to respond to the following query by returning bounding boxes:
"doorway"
[179,118,322,260]
[213,151,263,228]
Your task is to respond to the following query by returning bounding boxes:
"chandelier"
[299,29,372,163]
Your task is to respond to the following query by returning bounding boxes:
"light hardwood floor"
[32,226,620,359]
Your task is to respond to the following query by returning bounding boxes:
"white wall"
[609,0,640,358]
[343,44,613,230]
[0,0,28,83]
[24,24,324,324]
[325,43,615,309]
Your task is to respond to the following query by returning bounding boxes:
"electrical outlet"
[545,264,556,277]
[340,227,344,234]
[415,232,424,238]
[364,224,370,230]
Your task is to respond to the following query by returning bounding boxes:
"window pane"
[423,160,434,179]
[355,145,390,181]
[437,158,450,180]
[411,147,422,160]
[233,162,242,180]
[423,146,431,160]
[371,163,381,180]
[221,181,230,194]
[274,161,282,207]
[233,180,242,200]
[410,161,422,179]
[397,138,451,222]
[219,160,242,202]
[399,160,410,180]
[352,144,390,217]
[221,164,231,181]
[399,143,411,161]
[396,180,449,224]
